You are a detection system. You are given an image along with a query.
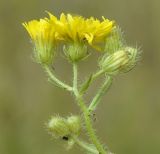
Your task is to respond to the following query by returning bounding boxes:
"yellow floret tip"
[23,12,115,49]
[22,18,58,43]
[54,13,115,48]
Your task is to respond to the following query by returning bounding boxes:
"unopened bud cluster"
[47,115,81,140]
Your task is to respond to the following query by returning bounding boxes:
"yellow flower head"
[23,17,58,64]
[85,16,115,49]
[48,13,115,50]
[23,12,115,63]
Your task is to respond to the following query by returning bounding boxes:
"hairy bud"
[99,47,139,75]
[46,115,81,140]
[64,43,88,62]
[67,116,81,136]
[121,47,140,73]
[47,116,70,139]
[104,27,125,54]
[34,42,56,65]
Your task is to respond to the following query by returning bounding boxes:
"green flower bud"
[67,116,81,136]
[34,42,56,65]
[104,27,125,54]
[121,47,139,73]
[99,47,139,75]
[47,116,70,139]
[64,43,88,62]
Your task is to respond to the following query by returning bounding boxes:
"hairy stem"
[77,96,107,154]
[73,63,107,154]
[72,136,99,154]
[80,69,104,94]
[44,65,73,91]
[73,63,78,94]
[92,70,104,80]
[88,76,113,113]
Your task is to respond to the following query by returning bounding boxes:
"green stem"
[92,69,104,80]
[44,65,73,91]
[73,63,78,94]
[88,76,113,113]
[73,63,107,154]
[79,69,104,95]
[78,97,107,154]
[72,136,99,154]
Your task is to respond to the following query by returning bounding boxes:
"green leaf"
[79,74,93,95]
[85,144,99,154]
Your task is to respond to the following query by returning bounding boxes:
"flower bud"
[47,116,70,139]
[99,47,139,75]
[121,47,139,73]
[67,116,81,136]
[64,43,88,62]
[35,43,56,65]
[104,27,125,54]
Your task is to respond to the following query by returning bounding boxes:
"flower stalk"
[44,65,73,91]
[23,12,140,154]
[88,76,113,113]
[72,63,108,154]
[72,136,99,154]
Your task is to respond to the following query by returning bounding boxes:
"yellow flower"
[23,12,115,63]
[48,13,115,50]
[85,16,115,48]
[22,17,58,65]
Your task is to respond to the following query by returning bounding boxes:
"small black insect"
[62,136,69,141]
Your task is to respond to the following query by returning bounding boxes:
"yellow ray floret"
[48,12,115,49]
[22,18,58,44]
[23,12,115,53]
[22,17,59,64]
[85,16,114,45]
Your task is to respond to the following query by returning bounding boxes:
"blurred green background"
[0,0,160,154]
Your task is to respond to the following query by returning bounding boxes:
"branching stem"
[44,63,112,154]
[72,136,99,154]
[92,70,104,80]
[88,76,113,113]
[73,63,108,154]
[44,65,73,91]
